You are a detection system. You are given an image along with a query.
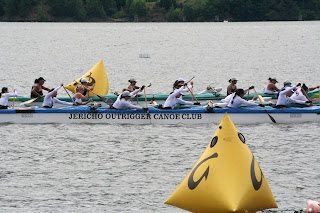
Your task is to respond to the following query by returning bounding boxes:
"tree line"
[0,0,319,22]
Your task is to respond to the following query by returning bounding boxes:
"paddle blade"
[258,95,265,103]
[268,113,277,123]
[20,97,41,106]
[65,60,109,96]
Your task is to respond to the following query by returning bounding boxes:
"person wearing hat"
[227,78,254,96]
[163,81,199,109]
[290,83,320,103]
[0,87,17,109]
[263,77,280,95]
[30,77,51,98]
[42,84,74,108]
[226,89,261,108]
[80,78,94,96]
[74,86,93,105]
[127,78,140,92]
[275,83,311,107]
[112,85,146,110]
[173,78,185,90]
[276,80,293,98]
[227,78,238,95]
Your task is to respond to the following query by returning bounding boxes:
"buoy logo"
[188,153,218,190]
[251,155,263,191]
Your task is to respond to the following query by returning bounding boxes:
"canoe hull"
[1,106,320,125]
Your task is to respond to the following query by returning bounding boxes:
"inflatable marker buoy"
[306,200,320,213]
[165,113,278,213]
[65,60,109,96]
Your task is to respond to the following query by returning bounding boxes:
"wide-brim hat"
[229,78,238,82]
[80,78,89,83]
[270,78,278,83]
[283,80,291,85]
[121,91,131,97]
[177,78,185,82]
[38,77,46,81]
[128,78,137,83]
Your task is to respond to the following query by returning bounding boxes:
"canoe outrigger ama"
[1,105,320,124]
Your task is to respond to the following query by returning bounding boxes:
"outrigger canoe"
[1,105,320,125]
[8,89,320,107]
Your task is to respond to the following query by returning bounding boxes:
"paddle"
[186,76,195,84]
[253,88,276,123]
[20,96,43,106]
[300,85,312,102]
[90,91,114,105]
[62,85,76,105]
[186,82,199,103]
[209,85,218,94]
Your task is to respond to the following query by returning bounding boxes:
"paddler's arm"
[308,85,320,91]
[6,90,18,97]
[53,97,74,106]
[42,86,51,91]
[130,85,145,98]
[179,84,193,94]
[122,100,143,110]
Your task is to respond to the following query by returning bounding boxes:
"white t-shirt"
[0,91,18,106]
[163,85,193,109]
[112,88,143,110]
[42,86,73,108]
[221,93,233,103]
[290,88,309,102]
[276,86,307,106]
[227,95,259,108]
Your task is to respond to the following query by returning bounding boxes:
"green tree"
[159,0,177,11]
[0,0,6,16]
[101,0,117,16]
[116,0,126,9]
[65,0,87,20]
[183,0,206,21]
[167,6,183,21]
[86,0,106,18]
[205,0,231,21]
[48,0,67,17]
[36,1,49,21]
[129,0,147,17]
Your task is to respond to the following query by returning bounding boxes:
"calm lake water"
[0,22,320,212]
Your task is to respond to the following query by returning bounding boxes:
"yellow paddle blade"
[258,95,265,103]
[65,60,109,96]
[165,113,278,213]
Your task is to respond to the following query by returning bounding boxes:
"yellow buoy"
[165,113,278,213]
[65,60,109,96]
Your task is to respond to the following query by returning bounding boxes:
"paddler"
[226,88,262,108]
[163,81,200,109]
[291,83,320,103]
[173,78,185,90]
[112,85,147,110]
[0,87,17,109]
[79,78,94,96]
[263,77,279,94]
[31,77,51,98]
[42,84,75,108]
[227,78,254,95]
[126,78,140,92]
[74,86,93,105]
[275,83,311,107]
